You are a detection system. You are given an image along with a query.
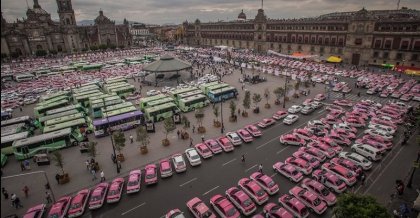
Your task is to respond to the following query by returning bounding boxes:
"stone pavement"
[0,65,326,217]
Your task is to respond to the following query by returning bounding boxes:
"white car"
[351,144,382,161]
[333,123,357,134]
[368,124,396,135]
[363,129,393,141]
[288,105,303,114]
[171,154,187,173]
[226,132,242,146]
[283,115,299,125]
[185,148,202,166]
[308,120,329,129]
[146,90,161,96]
[338,152,372,170]
[311,101,323,109]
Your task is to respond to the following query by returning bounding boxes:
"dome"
[238,9,246,20]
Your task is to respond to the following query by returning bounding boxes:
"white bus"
[13,73,35,82]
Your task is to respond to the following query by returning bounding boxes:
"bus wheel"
[72,141,79,146]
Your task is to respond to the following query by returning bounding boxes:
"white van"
[351,144,382,161]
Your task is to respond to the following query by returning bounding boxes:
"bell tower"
[56,0,76,26]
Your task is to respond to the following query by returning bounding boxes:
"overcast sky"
[2,0,419,24]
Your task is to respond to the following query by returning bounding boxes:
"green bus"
[44,112,86,126]
[177,94,210,112]
[102,102,134,113]
[144,102,180,122]
[169,87,200,100]
[43,118,91,142]
[205,83,230,94]
[72,84,100,94]
[1,131,30,155]
[34,99,70,117]
[90,96,123,118]
[71,61,89,68]
[145,97,174,109]
[103,106,137,118]
[103,82,129,92]
[199,81,220,93]
[72,89,101,100]
[39,91,70,102]
[108,85,135,98]
[36,109,80,128]
[89,94,114,103]
[139,94,168,110]
[37,95,69,106]
[81,64,103,71]
[74,91,104,107]
[104,77,127,84]
[1,123,26,137]
[12,128,73,160]
[45,104,85,116]
[176,90,203,100]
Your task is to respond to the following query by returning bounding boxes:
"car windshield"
[313,198,321,206]
[256,189,265,196]
[146,173,155,179]
[109,189,119,195]
[128,181,138,186]
[243,198,252,207]
[49,213,60,218]
[202,211,213,218]
[226,208,237,216]
[291,170,298,175]
[321,188,330,196]
[336,179,344,185]
[191,155,199,160]
[233,136,240,140]
[70,203,81,209]
[91,195,101,201]
[267,181,275,187]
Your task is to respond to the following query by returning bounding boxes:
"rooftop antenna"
[397,0,400,9]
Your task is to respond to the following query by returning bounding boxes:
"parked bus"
[144,97,174,109]
[207,86,238,103]
[108,85,135,98]
[144,102,180,122]
[12,128,73,160]
[33,69,52,78]
[72,84,100,94]
[104,77,127,84]
[199,81,219,93]
[139,94,169,111]
[1,123,27,137]
[205,83,230,94]
[102,82,129,92]
[72,89,101,101]
[44,112,86,126]
[43,118,91,142]
[1,131,30,155]
[177,94,210,112]
[102,102,134,113]
[34,99,69,117]
[13,73,35,82]
[93,110,143,137]
[74,91,104,107]
[40,91,70,102]
[38,95,69,106]
[81,64,103,71]
[90,96,123,118]
[103,106,137,118]
[176,90,203,100]
[45,103,85,116]
[1,111,12,121]
[36,109,80,128]
[169,87,200,100]
[1,116,33,128]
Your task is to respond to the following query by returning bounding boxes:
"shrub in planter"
[213,120,221,127]
[140,146,148,154]
[181,131,189,139]
[117,154,125,162]
[265,103,271,109]
[162,138,170,146]
[242,111,248,117]
[197,126,206,133]
[59,173,70,184]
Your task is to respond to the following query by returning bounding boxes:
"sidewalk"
[0,66,325,217]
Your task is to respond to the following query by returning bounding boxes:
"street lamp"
[102,98,120,173]
[282,69,288,108]
[407,152,420,188]
[219,74,225,133]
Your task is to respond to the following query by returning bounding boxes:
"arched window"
[57,45,63,52]
[66,18,71,25]
[15,48,22,56]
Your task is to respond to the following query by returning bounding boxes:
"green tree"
[52,151,65,175]
[90,45,98,51]
[109,44,117,50]
[252,93,262,107]
[273,87,285,100]
[213,105,219,123]
[294,81,301,94]
[334,193,390,218]
[229,100,236,118]
[264,88,271,104]
[99,44,108,50]
[136,126,150,149]
[242,90,251,113]
[112,130,126,155]
[35,50,47,57]
[163,117,175,141]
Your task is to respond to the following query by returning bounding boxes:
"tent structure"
[143,55,192,86]
[326,56,342,63]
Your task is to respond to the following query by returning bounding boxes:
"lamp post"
[102,98,120,173]
[407,152,420,188]
[282,69,288,108]
[219,74,225,133]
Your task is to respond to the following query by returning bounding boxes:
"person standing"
[241,154,245,162]
[14,196,23,209]
[22,186,29,198]
[11,193,16,208]
[100,170,105,182]
[258,164,263,173]
[20,162,25,171]
[24,159,30,170]
[201,135,205,142]
[91,169,97,181]
[192,125,195,133]
[55,174,60,184]
[190,138,193,147]
[130,135,134,144]
[2,187,8,199]
[45,191,52,204]
[177,130,180,139]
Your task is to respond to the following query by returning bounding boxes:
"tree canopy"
[334,193,390,218]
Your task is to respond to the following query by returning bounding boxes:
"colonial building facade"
[1,0,131,56]
[183,8,420,67]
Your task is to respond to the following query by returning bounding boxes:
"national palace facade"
[183,8,420,67]
[1,0,132,56]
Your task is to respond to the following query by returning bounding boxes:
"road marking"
[270,173,277,178]
[245,164,257,172]
[256,137,277,150]
[121,202,146,216]
[277,147,289,155]
[222,158,237,166]
[357,145,404,194]
[203,186,220,196]
[179,177,197,187]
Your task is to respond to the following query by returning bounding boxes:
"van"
[351,144,381,161]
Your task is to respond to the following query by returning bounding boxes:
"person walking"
[91,169,97,181]
[258,164,263,173]
[177,130,180,139]
[22,186,29,198]
[2,187,9,199]
[130,135,134,144]
[192,125,195,133]
[45,191,52,204]
[201,135,205,142]
[14,196,23,209]
[20,162,25,171]
[360,172,366,186]
[100,170,105,182]
[11,193,16,208]
[190,138,193,147]
[55,174,60,184]
[24,159,30,170]
[85,160,90,170]
[241,154,245,162]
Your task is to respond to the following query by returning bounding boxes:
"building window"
[320,47,325,53]
[311,37,316,44]
[287,45,292,50]
[383,52,389,59]
[324,38,329,45]
[413,41,420,51]
[412,54,418,61]
[396,53,403,60]
[310,46,315,52]
[400,41,409,50]
[318,38,322,44]
[384,40,392,49]
[355,38,362,45]
[338,48,343,54]
[298,45,302,51]
[338,38,344,46]
[374,40,382,49]
[271,43,274,49]
[373,51,379,58]
[331,38,336,45]
[291,36,295,43]
[304,37,308,43]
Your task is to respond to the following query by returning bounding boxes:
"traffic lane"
[90,110,331,217]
